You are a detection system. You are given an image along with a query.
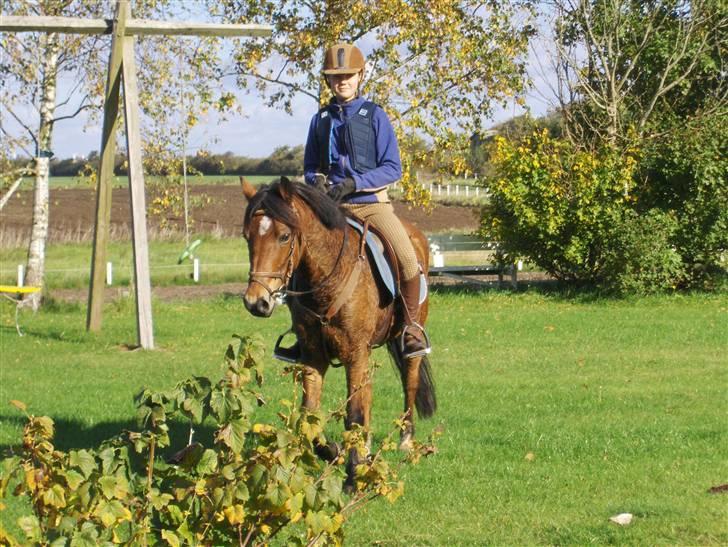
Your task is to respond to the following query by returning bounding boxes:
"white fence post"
[193,258,200,283]
[446,185,450,196]
[466,186,470,197]
[17,265,24,287]
[106,262,113,285]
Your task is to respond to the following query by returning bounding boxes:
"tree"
[221,0,535,201]
[1,0,238,308]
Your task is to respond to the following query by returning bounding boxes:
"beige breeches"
[343,202,420,280]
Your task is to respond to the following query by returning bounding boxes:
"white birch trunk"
[24,33,59,310]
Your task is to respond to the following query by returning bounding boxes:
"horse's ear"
[279,176,295,201]
[240,177,256,200]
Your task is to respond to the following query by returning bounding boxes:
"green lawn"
[0,291,726,544]
[0,237,250,289]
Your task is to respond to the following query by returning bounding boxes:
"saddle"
[346,215,428,306]
[274,215,427,363]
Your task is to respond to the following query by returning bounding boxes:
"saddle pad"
[346,217,396,299]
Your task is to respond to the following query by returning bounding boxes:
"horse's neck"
[297,215,350,289]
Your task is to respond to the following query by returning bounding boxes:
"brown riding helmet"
[322,43,365,75]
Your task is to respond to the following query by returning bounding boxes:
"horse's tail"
[388,341,437,419]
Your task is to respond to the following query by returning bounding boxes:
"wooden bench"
[428,264,517,289]
[0,285,41,336]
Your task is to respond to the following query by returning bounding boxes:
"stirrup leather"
[273,329,301,363]
[399,322,431,359]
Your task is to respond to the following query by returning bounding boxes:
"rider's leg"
[345,202,430,357]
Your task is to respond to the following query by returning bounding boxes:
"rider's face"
[327,72,361,103]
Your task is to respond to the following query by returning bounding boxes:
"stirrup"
[273,329,301,363]
[400,322,431,359]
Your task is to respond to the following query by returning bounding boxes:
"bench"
[428,264,517,289]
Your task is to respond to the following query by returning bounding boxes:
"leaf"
[224,504,245,525]
[196,449,218,476]
[62,469,85,490]
[161,529,181,547]
[69,449,97,479]
[42,484,67,508]
[265,482,291,509]
[99,475,117,500]
[17,515,40,542]
[216,418,248,453]
[70,522,99,547]
[9,400,26,412]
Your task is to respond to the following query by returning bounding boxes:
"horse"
[240,176,436,484]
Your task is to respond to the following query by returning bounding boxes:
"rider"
[300,42,431,359]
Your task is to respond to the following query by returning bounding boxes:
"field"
[1,290,726,544]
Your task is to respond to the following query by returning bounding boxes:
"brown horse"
[241,177,436,481]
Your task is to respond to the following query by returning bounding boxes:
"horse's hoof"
[314,441,341,463]
[399,434,414,452]
[343,479,356,495]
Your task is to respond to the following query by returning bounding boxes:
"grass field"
[0,237,250,289]
[1,290,726,544]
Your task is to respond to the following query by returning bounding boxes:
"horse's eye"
[279,232,291,244]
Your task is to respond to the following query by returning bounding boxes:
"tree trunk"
[23,33,59,310]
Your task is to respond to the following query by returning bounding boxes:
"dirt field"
[1,185,481,243]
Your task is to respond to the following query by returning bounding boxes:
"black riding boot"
[399,274,431,358]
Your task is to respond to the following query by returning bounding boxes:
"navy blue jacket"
[304,96,402,204]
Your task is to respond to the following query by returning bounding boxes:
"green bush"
[638,113,728,287]
[601,209,686,295]
[0,336,434,546]
[479,130,634,284]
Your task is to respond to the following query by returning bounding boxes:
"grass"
[0,237,250,289]
[1,290,726,544]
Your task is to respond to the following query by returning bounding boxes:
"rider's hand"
[327,178,356,202]
[313,173,328,193]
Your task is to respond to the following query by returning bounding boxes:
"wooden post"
[121,32,154,348]
[3,3,272,349]
[87,0,127,333]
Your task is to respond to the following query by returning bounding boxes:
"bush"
[601,209,686,295]
[0,336,434,546]
[479,130,634,284]
[638,113,728,287]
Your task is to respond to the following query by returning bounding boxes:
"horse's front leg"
[400,354,423,451]
[344,351,373,491]
[301,362,340,462]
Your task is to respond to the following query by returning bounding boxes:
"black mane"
[243,178,347,237]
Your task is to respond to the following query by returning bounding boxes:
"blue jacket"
[304,96,402,204]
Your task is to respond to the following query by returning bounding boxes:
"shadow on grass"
[0,414,218,458]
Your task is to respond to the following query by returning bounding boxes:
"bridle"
[246,211,349,303]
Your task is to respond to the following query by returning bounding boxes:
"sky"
[3,7,558,161]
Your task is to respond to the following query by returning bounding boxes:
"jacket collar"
[328,95,366,119]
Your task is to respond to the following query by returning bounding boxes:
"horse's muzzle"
[243,293,275,317]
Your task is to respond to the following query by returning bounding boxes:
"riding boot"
[399,274,431,358]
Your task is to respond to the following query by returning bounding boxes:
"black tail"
[388,341,437,419]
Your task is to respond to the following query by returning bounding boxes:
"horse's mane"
[243,178,347,237]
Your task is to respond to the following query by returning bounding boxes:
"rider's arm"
[303,114,322,185]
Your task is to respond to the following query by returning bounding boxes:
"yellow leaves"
[224,504,246,525]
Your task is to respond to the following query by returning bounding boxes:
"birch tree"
[1,0,237,308]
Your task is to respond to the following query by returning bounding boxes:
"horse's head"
[241,177,301,317]
[241,176,348,317]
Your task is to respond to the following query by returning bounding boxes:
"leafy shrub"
[479,130,635,284]
[0,335,435,546]
[638,112,728,287]
[601,209,686,295]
